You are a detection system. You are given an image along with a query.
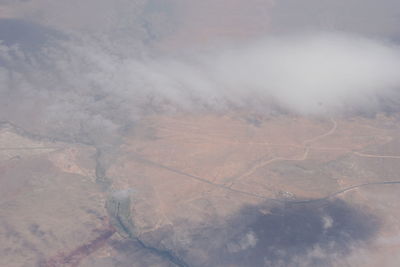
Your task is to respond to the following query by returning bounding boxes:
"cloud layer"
[24,32,400,115]
[0,1,400,146]
[2,28,400,146]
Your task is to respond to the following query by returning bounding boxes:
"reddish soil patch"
[45,227,116,267]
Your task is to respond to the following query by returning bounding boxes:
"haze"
[1,1,400,267]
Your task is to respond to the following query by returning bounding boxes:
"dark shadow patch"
[107,198,380,266]
[28,224,45,238]
[217,199,380,267]
[108,239,145,258]
[244,114,263,127]
[0,18,60,50]
[0,19,65,70]
[108,239,181,267]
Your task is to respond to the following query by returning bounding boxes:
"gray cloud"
[16,32,400,115]
[2,22,400,147]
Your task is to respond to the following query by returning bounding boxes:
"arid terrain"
[2,0,400,266]
[2,112,400,266]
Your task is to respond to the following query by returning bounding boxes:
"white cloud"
[3,31,400,123]
[64,32,400,116]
